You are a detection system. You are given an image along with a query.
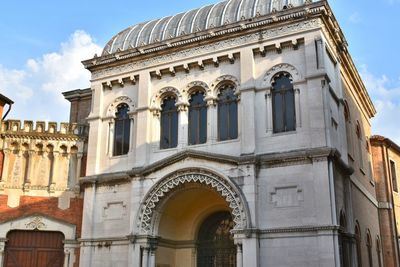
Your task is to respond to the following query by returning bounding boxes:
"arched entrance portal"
[197,211,236,267]
[155,183,235,267]
[137,169,248,267]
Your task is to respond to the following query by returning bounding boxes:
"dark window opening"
[113,103,130,156]
[391,160,398,192]
[189,91,207,145]
[272,73,296,133]
[217,84,238,141]
[160,96,178,149]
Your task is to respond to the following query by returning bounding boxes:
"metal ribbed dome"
[103,0,314,55]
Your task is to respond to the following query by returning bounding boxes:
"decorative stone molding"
[137,169,249,234]
[0,215,76,239]
[210,75,241,98]
[150,87,185,116]
[184,80,213,105]
[25,216,46,230]
[106,96,135,117]
[262,63,302,88]
[89,19,322,80]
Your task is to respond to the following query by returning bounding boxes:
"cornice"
[80,146,351,185]
[1,132,82,142]
[371,135,400,155]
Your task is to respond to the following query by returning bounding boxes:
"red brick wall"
[0,195,83,237]
[0,195,83,266]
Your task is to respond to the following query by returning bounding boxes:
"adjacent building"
[371,135,400,267]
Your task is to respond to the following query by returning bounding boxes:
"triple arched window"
[271,73,296,133]
[113,103,130,156]
[158,83,239,149]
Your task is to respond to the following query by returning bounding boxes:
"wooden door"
[4,230,64,267]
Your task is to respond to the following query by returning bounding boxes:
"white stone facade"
[79,1,380,266]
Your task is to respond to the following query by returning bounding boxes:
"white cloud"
[360,65,400,144]
[0,30,101,122]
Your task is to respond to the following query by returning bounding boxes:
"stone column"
[128,113,136,152]
[0,242,5,267]
[142,246,149,267]
[206,98,217,143]
[107,119,114,156]
[294,87,301,128]
[76,152,83,185]
[49,151,58,193]
[0,149,11,190]
[23,150,35,191]
[236,243,243,267]
[148,249,156,267]
[63,248,71,267]
[177,104,188,149]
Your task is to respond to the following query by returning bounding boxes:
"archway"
[136,169,249,267]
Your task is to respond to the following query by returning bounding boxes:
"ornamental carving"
[138,170,248,234]
[106,96,135,118]
[25,216,46,230]
[210,75,241,99]
[91,19,321,80]
[150,87,185,116]
[262,63,302,87]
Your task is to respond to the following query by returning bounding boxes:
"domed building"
[39,0,384,266]
[77,0,383,266]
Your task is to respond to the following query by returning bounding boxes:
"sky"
[0,0,399,143]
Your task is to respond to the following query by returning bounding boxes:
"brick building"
[371,135,400,267]
[0,93,88,267]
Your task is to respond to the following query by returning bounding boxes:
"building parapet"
[1,120,87,139]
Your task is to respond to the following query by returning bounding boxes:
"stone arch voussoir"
[137,169,248,235]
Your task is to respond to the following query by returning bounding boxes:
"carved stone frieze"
[106,96,136,117]
[91,19,321,81]
[138,169,248,234]
[25,216,46,230]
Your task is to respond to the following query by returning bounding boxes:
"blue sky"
[0,0,399,143]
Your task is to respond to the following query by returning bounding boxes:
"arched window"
[356,122,364,169]
[344,101,353,157]
[113,103,131,156]
[272,73,296,133]
[376,236,382,267]
[355,223,362,267]
[366,230,373,267]
[217,84,238,141]
[339,211,350,267]
[160,96,178,149]
[188,90,207,145]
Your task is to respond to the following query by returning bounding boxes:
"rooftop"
[103,0,318,55]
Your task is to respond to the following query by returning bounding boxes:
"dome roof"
[103,0,315,55]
